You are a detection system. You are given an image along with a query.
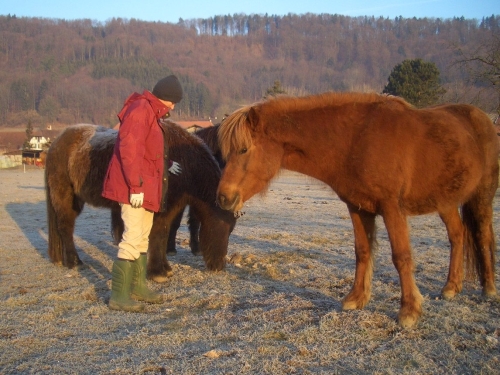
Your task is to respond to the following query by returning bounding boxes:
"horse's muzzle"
[217,192,241,212]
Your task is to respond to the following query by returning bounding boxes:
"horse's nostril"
[218,193,227,206]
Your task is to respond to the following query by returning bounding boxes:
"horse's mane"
[218,105,254,160]
[162,120,216,161]
[218,92,410,159]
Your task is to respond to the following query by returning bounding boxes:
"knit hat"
[152,75,183,103]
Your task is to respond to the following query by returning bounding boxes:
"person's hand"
[129,193,144,208]
[169,161,182,175]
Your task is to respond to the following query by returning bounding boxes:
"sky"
[0,0,498,24]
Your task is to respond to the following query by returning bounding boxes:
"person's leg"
[109,258,144,312]
[109,204,146,312]
[131,209,164,303]
[117,204,147,260]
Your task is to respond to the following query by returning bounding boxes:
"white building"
[28,130,49,150]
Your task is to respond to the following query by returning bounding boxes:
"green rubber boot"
[131,254,164,304]
[109,259,145,312]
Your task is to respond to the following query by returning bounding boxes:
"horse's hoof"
[398,313,419,328]
[149,270,174,283]
[206,261,226,272]
[63,259,83,269]
[166,249,177,255]
[342,292,370,310]
[482,285,497,298]
[151,275,170,283]
[341,300,359,310]
[397,304,422,328]
[441,291,455,301]
[441,287,458,301]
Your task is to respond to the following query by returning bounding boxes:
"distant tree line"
[0,13,498,128]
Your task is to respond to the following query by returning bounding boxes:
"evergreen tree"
[24,119,34,149]
[382,59,446,108]
[263,80,287,99]
[196,83,212,116]
[10,79,33,112]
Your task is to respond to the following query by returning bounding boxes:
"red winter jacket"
[102,90,170,212]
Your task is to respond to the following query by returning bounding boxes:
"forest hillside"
[0,13,498,128]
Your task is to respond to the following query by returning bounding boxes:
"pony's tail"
[45,170,63,265]
[461,200,496,289]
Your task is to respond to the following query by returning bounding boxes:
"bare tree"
[454,33,500,115]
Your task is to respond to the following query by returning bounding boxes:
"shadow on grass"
[4,197,343,312]
[5,199,116,299]
[5,185,468,322]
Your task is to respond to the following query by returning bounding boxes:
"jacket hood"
[118,90,170,122]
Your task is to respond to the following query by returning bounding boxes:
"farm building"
[0,127,57,168]
[21,149,46,167]
[28,129,50,150]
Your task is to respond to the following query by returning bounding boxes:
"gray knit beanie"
[152,75,183,103]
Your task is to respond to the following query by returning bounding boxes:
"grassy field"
[0,167,499,374]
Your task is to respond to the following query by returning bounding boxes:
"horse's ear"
[247,106,260,131]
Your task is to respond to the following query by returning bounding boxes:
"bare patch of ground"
[0,167,499,374]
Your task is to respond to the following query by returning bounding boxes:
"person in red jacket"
[103,75,183,312]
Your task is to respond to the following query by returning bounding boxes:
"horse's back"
[338,100,498,215]
[439,104,499,160]
[46,124,118,208]
[400,104,498,212]
[422,104,499,186]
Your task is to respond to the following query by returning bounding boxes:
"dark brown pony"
[216,92,499,327]
[195,124,225,169]
[45,122,235,282]
[168,124,224,255]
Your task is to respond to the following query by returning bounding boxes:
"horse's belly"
[403,198,440,216]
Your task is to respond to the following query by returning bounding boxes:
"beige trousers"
[117,203,154,260]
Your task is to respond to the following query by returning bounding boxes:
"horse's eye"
[239,148,247,155]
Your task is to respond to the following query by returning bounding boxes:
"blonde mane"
[218,105,254,160]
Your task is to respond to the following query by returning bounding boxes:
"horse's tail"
[461,194,497,294]
[461,107,498,295]
[45,168,64,264]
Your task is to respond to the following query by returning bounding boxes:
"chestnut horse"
[45,122,235,282]
[216,92,499,327]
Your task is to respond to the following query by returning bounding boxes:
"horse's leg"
[46,183,64,265]
[147,212,173,283]
[167,209,183,255]
[193,203,230,271]
[382,202,423,328]
[439,208,464,300]
[199,218,228,271]
[187,207,201,255]
[110,205,124,245]
[342,206,376,310]
[51,189,84,268]
[475,205,497,297]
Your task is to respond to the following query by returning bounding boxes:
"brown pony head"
[217,102,284,212]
